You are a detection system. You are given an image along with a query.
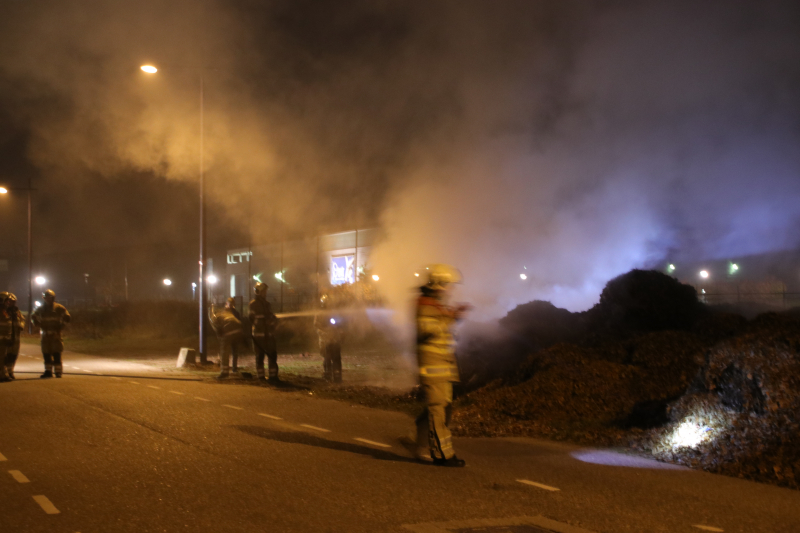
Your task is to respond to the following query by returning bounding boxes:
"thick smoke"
[1,1,799,314]
[371,0,800,317]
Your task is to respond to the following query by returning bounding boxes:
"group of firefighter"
[207,281,344,383]
[0,264,470,467]
[0,289,71,381]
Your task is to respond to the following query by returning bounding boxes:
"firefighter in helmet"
[412,264,471,467]
[209,297,245,379]
[1,293,26,380]
[314,293,344,383]
[31,289,71,378]
[0,292,10,382]
[249,282,279,381]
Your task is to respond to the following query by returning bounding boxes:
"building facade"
[224,229,377,312]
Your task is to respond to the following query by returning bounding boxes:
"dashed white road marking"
[354,438,391,448]
[147,385,161,390]
[0,452,6,461]
[129,381,140,385]
[300,424,331,433]
[9,470,30,483]
[169,391,185,395]
[258,413,282,420]
[223,404,244,410]
[32,495,60,514]
[83,369,94,373]
[194,397,211,402]
[693,526,724,532]
[517,479,560,492]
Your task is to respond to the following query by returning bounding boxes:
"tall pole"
[198,74,207,364]
[26,177,32,334]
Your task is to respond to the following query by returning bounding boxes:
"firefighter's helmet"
[226,297,236,307]
[254,282,268,297]
[426,264,462,290]
[43,289,56,299]
[6,293,17,303]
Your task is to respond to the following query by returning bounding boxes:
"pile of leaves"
[633,311,800,488]
[451,269,800,488]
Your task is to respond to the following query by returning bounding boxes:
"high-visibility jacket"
[0,309,13,348]
[32,303,71,353]
[1,308,26,352]
[248,297,277,343]
[416,292,460,382]
[209,306,245,343]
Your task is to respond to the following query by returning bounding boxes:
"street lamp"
[163,278,172,286]
[35,276,46,286]
[141,63,208,362]
[0,181,36,333]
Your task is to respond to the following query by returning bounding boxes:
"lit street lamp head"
[0,187,7,194]
[140,65,158,74]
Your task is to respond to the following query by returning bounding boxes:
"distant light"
[163,279,172,286]
[0,187,7,194]
[699,270,709,279]
[668,264,676,272]
[253,275,260,281]
[731,264,738,270]
[330,318,336,325]
[34,301,41,308]
[729,263,739,275]
[191,282,197,288]
[701,289,706,294]
[206,275,218,285]
[35,276,46,286]
[414,273,419,277]
[140,65,158,74]
[372,274,379,281]
[274,272,284,282]
[520,273,527,280]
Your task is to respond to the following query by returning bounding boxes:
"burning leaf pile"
[451,269,800,488]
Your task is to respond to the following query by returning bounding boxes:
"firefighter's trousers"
[217,338,236,373]
[0,347,8,380]
[415,380,455,461]
[254,336,278,379]
[322,342,342,383]
[43,352,63,376]
[5,349,19,378]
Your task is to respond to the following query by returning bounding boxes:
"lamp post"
[0,178,36,333]
[141,64,208,363]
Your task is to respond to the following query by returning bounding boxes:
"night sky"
[1,0,799,313]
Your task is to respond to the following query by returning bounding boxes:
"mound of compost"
[451,269,800,488]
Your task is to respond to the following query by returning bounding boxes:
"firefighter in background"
[0,292,10,382]
[209,298,245,379]
[249,282,279,381]
[31,289,71,379]
[413,265,471,467]
[3,293,26,380]
[314,294,344,383]
[225,297,242,372]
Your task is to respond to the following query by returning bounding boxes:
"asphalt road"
[1,348,799,533]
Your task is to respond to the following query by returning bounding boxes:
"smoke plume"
[1,0,799,314]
